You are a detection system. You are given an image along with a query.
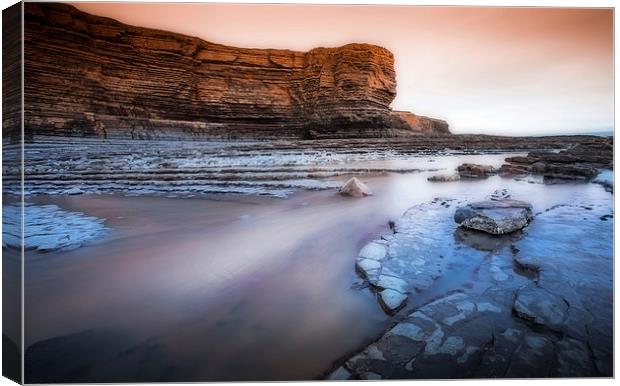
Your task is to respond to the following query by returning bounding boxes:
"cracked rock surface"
[335,190,612,379]
[355,198,480,313]
[511,203,613,376]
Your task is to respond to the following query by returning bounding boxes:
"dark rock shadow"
[25,328,137,383]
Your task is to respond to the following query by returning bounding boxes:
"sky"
[71,3,613,135]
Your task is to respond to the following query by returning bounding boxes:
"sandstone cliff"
[389,111,450,135]
[3,3,22,142]
[24,3,449,140]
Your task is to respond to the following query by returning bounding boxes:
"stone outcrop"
[500,139,613,182]
[427,173,460,182]
[456,163,498,179]
[389,111,450,134]
[454,199,533,235]
[5,135,608,199]
[23,3,448,140]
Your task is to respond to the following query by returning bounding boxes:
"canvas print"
[2,1,614,383]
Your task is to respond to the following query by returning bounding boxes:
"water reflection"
[454,227,523,252]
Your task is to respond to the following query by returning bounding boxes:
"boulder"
[339,177,372,198]
[457,163,498,179]
[427,173,460,182]
[498,163,529,176]
[63,187,84,195]
[454,199,533,235]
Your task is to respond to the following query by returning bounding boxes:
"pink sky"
[71,3,613,135]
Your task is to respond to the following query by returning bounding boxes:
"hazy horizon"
[70,2,613,136]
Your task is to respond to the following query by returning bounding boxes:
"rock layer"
[390,111,450,134]
[2,135,610,198]
[457,163,498,179]
[24,3,447,140]
[500,140,613,182]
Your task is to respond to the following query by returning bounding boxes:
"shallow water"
[21,153,612,382]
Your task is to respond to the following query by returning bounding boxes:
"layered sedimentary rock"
[24,3,448,140]
[3,2,22,142]
[499,139,613,181]
[3,135,608,198]
[390,111,450,134]
[456,163,498,179]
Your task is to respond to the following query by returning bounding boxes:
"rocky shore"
[322,132,614,379]
[2,134,610,198]
[500,139,613,182]
[330,192,612,379]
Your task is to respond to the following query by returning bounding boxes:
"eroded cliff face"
[390,111,450,135]
[24,3,448,140]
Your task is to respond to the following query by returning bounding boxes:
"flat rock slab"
[475,328,596,378]
[3,202,108,252]
[454,199,533,235]
[335,290,601,380]
[355,198,480,314]
[513,284,568,331]
[511,203,613,374]
[500,141,612,181]
[333,292,515,380]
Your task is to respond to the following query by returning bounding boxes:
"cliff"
[24,3,449,140]
[390,111,450,135]
[3,3,22,143]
